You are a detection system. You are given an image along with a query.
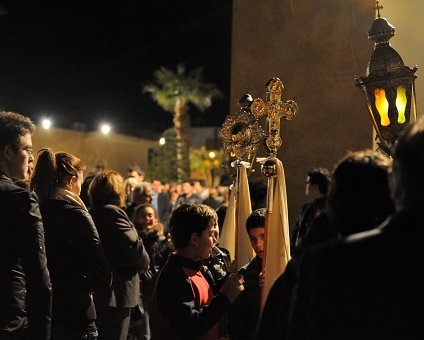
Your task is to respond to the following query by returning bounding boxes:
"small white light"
[101,124,111,135]
[209,151,216,159]
[42,119,51,129]
[159,137,166,145]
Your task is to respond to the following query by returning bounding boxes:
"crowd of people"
[2,109,424,340]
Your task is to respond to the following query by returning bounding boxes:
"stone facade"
[33,127,156,177]
[231,0,374,227]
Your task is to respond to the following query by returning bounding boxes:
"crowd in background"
[3,109,424,340]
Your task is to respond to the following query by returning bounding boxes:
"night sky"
[0,1,232,138]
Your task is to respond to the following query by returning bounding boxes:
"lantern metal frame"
[355,1,418,155]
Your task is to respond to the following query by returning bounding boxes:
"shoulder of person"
[216,246,231,257]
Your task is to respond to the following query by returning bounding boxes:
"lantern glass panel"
[396,85,407,124]
[374,88,390,126]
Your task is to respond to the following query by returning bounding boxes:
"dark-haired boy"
[228,208,265,340]
[151,203,244,340]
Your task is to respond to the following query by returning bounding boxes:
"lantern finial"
[375,1,383,19]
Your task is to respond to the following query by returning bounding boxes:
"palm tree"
[143,64,222,181]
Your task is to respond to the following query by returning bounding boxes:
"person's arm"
[105,206,150,271]
[73,210,112,294]
[19,191,52,340]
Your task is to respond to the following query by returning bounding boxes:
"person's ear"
[2,144,14,161]
[190,232,199,246]
[67,175,77,190]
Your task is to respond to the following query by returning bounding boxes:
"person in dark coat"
[0,111,52,340]
[228,208,265,340]
[30,148,112,340]
[256,148,397,340]
[151,179,171,233]
[89,170,150,340]
[290,167,335,255]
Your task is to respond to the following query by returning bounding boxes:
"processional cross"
[251,77,298,157]
[250,77,298,308]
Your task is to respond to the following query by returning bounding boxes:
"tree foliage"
[147,128,190,183]
[143,64,222,182]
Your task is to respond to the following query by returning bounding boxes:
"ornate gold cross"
[251,77,298,156]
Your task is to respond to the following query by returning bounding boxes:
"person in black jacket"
[0,111,52,340]
[30,148,112,340]
[89,170,150,340]
[228,208,265,340]
[255,149,395,340]
[290,167,334,255]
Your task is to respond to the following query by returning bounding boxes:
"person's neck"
[0,163,12,179]
[175,248,201,262]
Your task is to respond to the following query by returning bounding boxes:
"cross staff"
[251,77,298,156]
[251,77,298,308]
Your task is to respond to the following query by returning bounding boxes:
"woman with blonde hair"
[88,170,150,340]
[30,148,111,340]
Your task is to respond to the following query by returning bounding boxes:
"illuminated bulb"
[42,119,51,129]
[374,88,390,126]
[396,85,407,124]
[101,124,111,135]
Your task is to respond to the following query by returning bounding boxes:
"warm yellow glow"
[208,151,216,159]
[100,124,111,135]
[42,119,51,129]
[396,85,407,124]
[374,88,390,126]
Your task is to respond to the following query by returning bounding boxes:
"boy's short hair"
[246,208,266,232]
[307,167,331,195]
[169,203,217,249]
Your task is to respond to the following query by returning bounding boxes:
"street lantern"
[355,1,418,155]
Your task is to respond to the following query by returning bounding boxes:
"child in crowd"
[228,208,265,340]
[150,203,244,339]
[131,203,169,340]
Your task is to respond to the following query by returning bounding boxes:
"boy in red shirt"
[151,203,244,339]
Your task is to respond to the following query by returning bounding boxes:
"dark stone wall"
[231,0,375,228]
